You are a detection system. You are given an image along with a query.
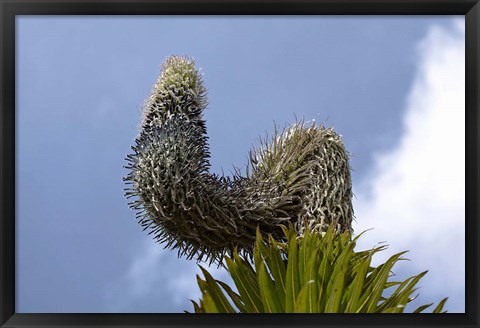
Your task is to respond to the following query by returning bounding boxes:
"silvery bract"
[124,56,354,264]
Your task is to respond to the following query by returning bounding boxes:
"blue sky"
[16,16,464,313]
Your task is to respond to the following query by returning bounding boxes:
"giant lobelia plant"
[124,56,448,313]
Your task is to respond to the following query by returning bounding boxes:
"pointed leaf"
[377,271,428,313]
[190,300,203,313]
[285,234,300,312]
[324,243,354,312]
[344,252,372,312]
[258,260,283,313]
[215,280,246,313]
[225,255,264,313]
[362,251,408,312]
[199,266,236,313]
[303,244,319,313]
[413,303,433,313]
[268,235,287,310]
[432,298,448,313]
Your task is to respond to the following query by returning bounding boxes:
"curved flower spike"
[124,56,354,264]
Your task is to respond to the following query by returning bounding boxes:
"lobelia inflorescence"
[124,56,354,264]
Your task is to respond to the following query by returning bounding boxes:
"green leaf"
[201,292,219,313]
[215,280,246,313]
[267,235,287,310]
[285,233,300,312]
[344,252,372,312]
[298,230,313,285]
[317,248,332,312]
[258,260,283,313]
[377,271,428,313]
[294,233,319,313]
[304,248,319,312]
[361,251,408,312]
[190,300,203,313]
[196,274,208,292]
[225,254,264,312]
[198,266,236,313]
[234,252,264,306]
[324,241,354,312]
[295,280,316,312]
[413,302,433,313]
[433,298,448,313]
[253,235,263,276]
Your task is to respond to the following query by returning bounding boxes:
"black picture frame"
[1,1,478,327]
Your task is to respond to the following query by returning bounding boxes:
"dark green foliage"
[192,225,448,313]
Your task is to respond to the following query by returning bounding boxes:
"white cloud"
[353,19,465,312]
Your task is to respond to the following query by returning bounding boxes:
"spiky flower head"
[124,55,354,264]
[141,56,208,133]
